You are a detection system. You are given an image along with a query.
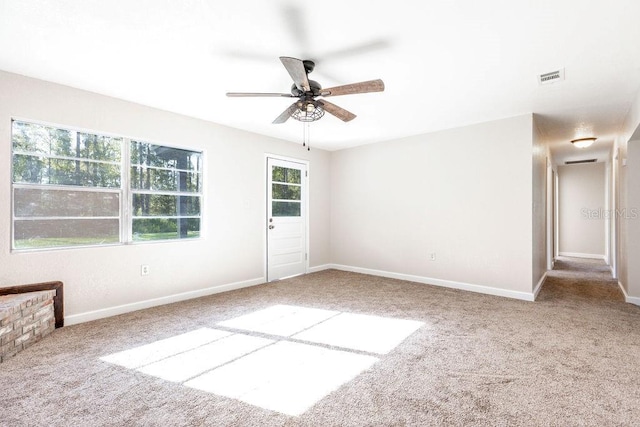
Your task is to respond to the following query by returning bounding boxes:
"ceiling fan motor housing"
[291,79,322,97]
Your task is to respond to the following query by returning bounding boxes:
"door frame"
[546,157,554,271]
[264,153,310,282]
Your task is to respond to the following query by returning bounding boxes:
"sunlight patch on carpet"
[100,328,231,369]
[138,334,273,382]
[185,341,377,416]
[293,312,424,354]
[217,304,338,336]
[100,305,423,417]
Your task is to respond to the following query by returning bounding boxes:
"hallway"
[539,256,624,304]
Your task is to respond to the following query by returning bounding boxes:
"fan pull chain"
[303,122,310,151]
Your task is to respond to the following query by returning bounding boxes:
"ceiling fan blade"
[227,92,294,98]
[320,79,385,97]
[273,102,301,124]
[280,57,311,92]
[281,4,311,57]
[317,100,356,122]
[319,39,391,62]
[219,49,275,62]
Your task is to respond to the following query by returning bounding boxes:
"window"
[11,120,203,250]
[130,141,202,241]
[271,166,301,217]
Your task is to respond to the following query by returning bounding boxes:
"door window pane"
[272,183,301,200]
[272,166,301,184]
[272,201,301,217]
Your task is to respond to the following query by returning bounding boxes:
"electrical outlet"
[141,265,150,276]
[429,253,436,261]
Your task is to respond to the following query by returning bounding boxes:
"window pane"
[12,121,73,155]
[13,154,121,188]
[76,133,122,161]
[132,218,200,241]
[272,183,301,200]
[14,188,120,217]
[130,166,201,192]
[14,219,120,249]
[132,194,200,216]
[11,121,121,161]
[272,166,301,184]
[131,141,201,172]
[272,201,301,217]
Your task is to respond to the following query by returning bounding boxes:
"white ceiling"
[1,0,639,163]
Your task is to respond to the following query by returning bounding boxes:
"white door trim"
[264,153,310,282]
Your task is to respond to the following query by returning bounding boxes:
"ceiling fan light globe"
[292,104,324,122]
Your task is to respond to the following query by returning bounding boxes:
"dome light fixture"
[571,137,597,148]
[291,100,324,122]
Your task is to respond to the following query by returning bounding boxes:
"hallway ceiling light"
[571,137,597,148]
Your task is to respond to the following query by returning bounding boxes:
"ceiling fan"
[226,56,385,124]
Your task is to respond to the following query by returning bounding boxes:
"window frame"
[127,139,204,243]
[10,118,204,252]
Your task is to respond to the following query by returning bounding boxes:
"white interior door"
[267,157,308,282]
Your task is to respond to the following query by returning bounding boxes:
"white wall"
[330,114,535,299]
[0,70,331,323]
[624,139,640,300]
[532,115,548,291]
[617,138,629,295]
[615,86,640,304]
[557,163,606,258]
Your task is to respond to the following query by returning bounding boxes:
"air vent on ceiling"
[565,159,597,165]
[538,68,565,85]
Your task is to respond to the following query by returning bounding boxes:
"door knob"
[269,225,275,229]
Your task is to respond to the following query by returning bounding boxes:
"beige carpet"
[2,257,639,426]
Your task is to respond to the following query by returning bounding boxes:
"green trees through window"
[11,120,203,250]
[130,141,202,241]
[271,166,302,217]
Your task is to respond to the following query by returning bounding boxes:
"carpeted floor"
[2,257,639,426]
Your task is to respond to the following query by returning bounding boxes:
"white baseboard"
[65,277,265,326]
[327,264,536,302]
[558,252,605,260]
[618,281,640,306]
[533,272,548,300]
[308,264,332,273]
